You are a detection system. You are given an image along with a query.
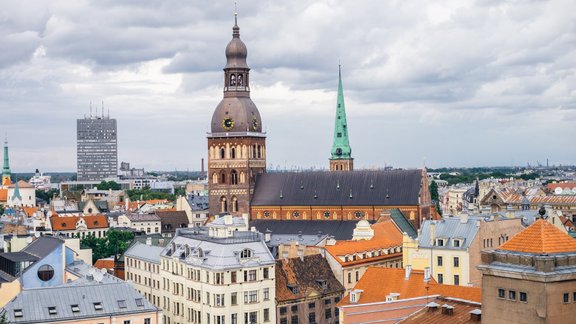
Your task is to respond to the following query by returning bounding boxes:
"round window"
[354,211,364,218]
[324,211,331,218]
[263,211,270,218]
[37,264,54,281]
[292,211,300,218]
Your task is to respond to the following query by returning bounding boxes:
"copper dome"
[210,97,262,133]
[225,25,248,69]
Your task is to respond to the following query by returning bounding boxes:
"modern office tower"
[77,113,118,181]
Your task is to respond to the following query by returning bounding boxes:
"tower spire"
[2,136,12,186]
[330,65,353,171]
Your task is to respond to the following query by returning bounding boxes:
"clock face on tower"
[336,148,342,156]
[222,117,235,130]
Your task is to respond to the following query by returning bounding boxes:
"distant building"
[275,254,345,324]
[159,227,276,324]
[478,219,576,323]
[403,214,525,287]
[28,169,51,191]
[50,214,109,238]
[329,66,354,172]
[117,213,162,234]
[76,114,118,181]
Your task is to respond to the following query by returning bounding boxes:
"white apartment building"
[159,227,276,324]
[124,241,165,308]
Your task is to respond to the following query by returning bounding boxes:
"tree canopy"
[96,180,121,190]
[80,229,135,263]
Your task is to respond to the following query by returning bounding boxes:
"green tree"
[97,180,121,190]
[80,229,135,263]
[429,180,439,202]
[0,312,9,324]
[35,189,60,203]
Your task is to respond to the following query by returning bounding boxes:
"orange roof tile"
[23,207,38,217]
[338,268,481,307]
[498,219,576,254]
[51,215,109,231]
[94,258,115,270]
[7,180,34,189]
[547,183,576,190]
[145,199,169,205]
[0,189,7,201]
[325,220,402,264]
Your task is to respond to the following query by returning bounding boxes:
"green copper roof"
[12,180,21,201]
[2,139,10,177]
[330,66,352,160]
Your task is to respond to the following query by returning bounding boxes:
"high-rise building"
[330,65,353,172]
[207,13,266,216]
[76,114,118,181]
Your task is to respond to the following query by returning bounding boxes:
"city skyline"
[1,0,575,172]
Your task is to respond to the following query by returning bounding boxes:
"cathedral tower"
[2,138,11,187]
[329,66,353,171]
[207,13,266,216]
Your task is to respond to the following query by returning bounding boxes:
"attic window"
[288,284,298,294]
[240,249,252,259]
[135,298,144,307]
[48,306,57,315]
[71,305,80,313]
[94,221,99,226]
[436,239,444,246]
[317,279,328,289]
[94,302,103,310]
[453,239,461,247]
[118,300,127,309]
[14,309,23,318]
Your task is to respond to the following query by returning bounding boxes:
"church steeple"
[330,65,353,171]
[2,137,11,186]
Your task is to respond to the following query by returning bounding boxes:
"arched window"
[252,144,256,158]
[220,197,227,213]
[231,147,236,159]
[232,196,239,212]
[237,74,243,86]
[212,172,218,184]
[220,172,227,184]
[240,171,245,184]
[257,145,262,159]
[231,170,238,185]
[230,74,236,86]
[220,147,225,159]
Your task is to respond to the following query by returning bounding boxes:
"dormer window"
[317,279,328,289]
[350,290,363,303]
[436,239,444,246]
[48,306,57,315]
[71,305,80,313]
[94,302,103,310]
[240,248,252,259]
[453,239,461,248]
[14,309,23,318]
[288,284,298,294]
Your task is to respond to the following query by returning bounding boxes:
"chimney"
[441,304,454,316]
[460,213,468,224]
[282,250,289,261]
[469,309,482,321]
[224,214,233,225]
[146,236,152,246]
[298,247,305,261]
[424,267,431,282]
[264,230,271,242]
[429,221,436,246]
[405,265,412,280]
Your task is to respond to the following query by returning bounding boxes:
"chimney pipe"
[405,265,412,280]
[429,221,436,246]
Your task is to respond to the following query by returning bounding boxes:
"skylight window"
[48,307,57,315]
[118,300,127,309]
[71,305,80,313]
[14,309,23,318]
[135,298,144,307]
[94,302,103,310]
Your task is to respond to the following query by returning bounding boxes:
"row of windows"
[437,274,460,285]
[210,144,264,160]
[435,238,463,248]
[160,263,270,285]
[164,307,269,323]
[212,170,246,186]
[498,288,528,302]
[437,256,459,267]
[279,308,339,324]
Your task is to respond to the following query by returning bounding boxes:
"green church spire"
[330,65,352,160]
[2,138,10,178]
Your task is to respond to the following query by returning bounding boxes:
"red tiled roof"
[23,207,38,217]
[399,296,481,323]
[547,183,576,190]
[498,219,576,254]
[338,267,481,307]
[0,189,7,201]
[94,258,115,270]
[7,180,34,189]
[325,220,403,265]
[51,215,109,231]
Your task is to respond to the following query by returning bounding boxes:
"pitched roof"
[275,254,345,303]
[94,258,115,270]
[399,296,481,323]
[338,267,481,307]
[0,281,157,323]
[390,209,417,238]
[7,180,34,189]
[50,215,109,231]
[325,220,403,265]
[126,213,161,222]
[418,217,480,249]
[124,241,164,264]
[156,210,189,233]
[251,170,423,206]
[22,236,63,259]
[498,219,576,254]
[250,220,367,240]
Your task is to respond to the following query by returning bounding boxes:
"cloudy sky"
[1,0,575,172]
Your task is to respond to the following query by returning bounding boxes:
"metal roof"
[251,170,422,206]
[250,220,367,240]
[390,209,417,239]
[0,251,38,262]
[22,236,63,259]
[1,281,158,323]
[418,217,481,250]
[124,242,164,264]
[160,229,274,270]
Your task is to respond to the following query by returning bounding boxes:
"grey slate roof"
[250,220,368,240]
[418,217,481,250]
[22,236,63,259]
[251,170,423,206]
[0,269,16,283]
[0,252,38,262]
[156,211,190,233]
[0,281,158,323]
[126,213,161,222]
[124,242,164,264]
[65,260,122,285]
[161,229,274,270]
[390,209,417,239]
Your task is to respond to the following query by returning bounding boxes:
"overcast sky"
[1,0,575,173]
